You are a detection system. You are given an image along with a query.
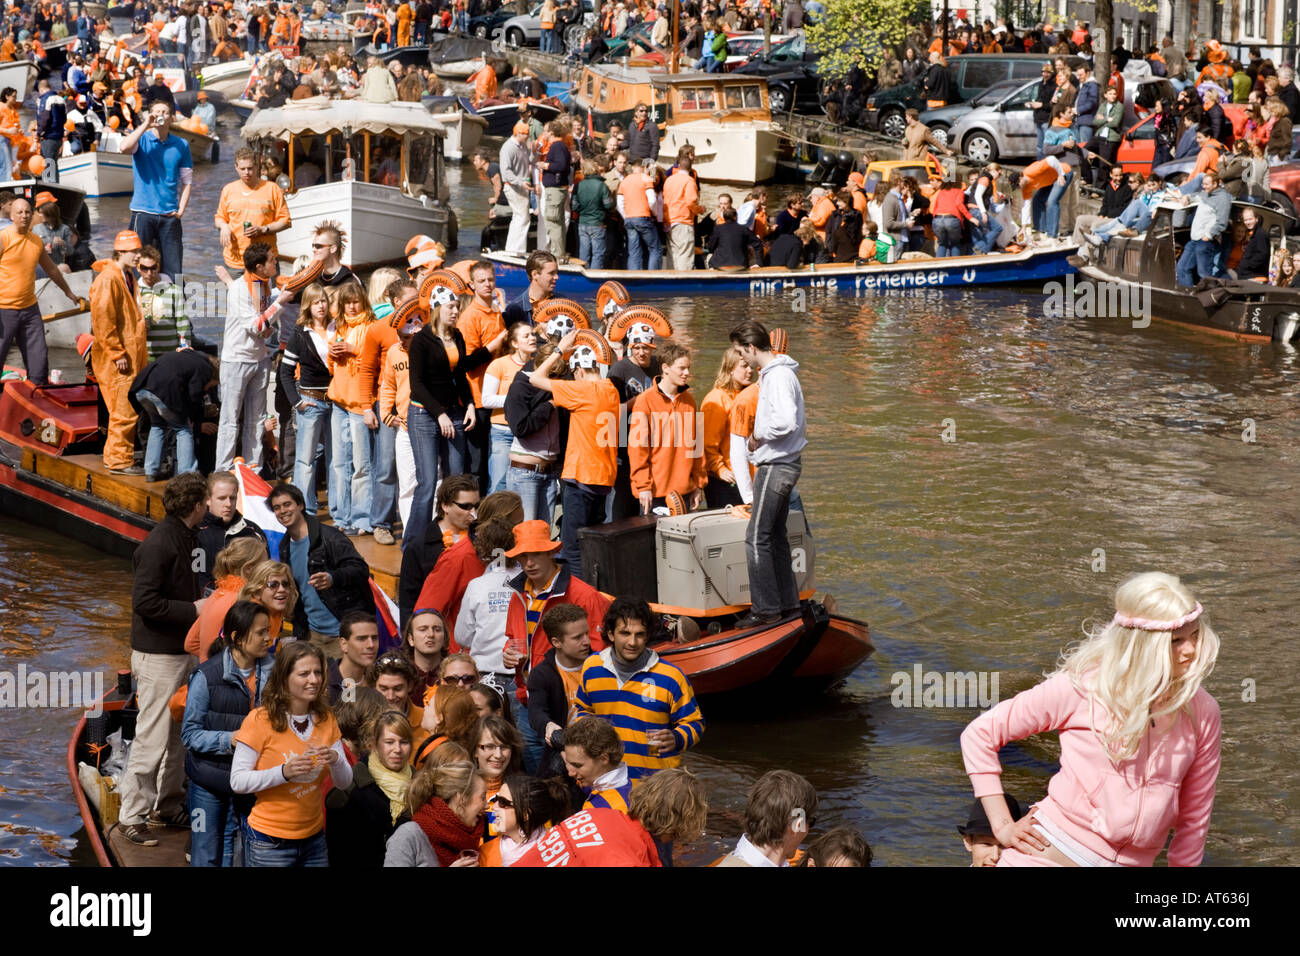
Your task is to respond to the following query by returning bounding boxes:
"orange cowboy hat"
[504,519,561,557]
[114,230,143,251]
[1205,39,1226,63]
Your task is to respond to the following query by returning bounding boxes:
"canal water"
[2,118,1298,866]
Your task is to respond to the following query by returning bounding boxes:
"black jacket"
[398,531,446,627]
[183,649,268,801]
[922,62,952,103]
[1204,103,1233,147]
[504,358,568,449]
[278,517,375,635]
[131,514,201,654]
[407,325,487,419]
[825,208,863,262]
[1235,225,1271,279]
[128,348,213,428]
[280,327,333,405]
[325,759,407,867]
[1099,180,1134,218]
[626,118,661,162]
[195,509,268,594]
[707,221,762,268]
[1032,75,1057,125]
[526,647,572,776]
[766,232,803,269]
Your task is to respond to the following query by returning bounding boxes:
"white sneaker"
[1085,231,1104,247]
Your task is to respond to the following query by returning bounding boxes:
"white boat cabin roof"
[242,99,449,139]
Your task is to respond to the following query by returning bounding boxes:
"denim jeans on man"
[971,214,1002,253]
[331,406,375,533]
[624,217,662,270]
[242,821,328,867]
[578,223,607,268]
[405,404,469,549]
[747,459,802,617]
[933,214,964,257]
[507,464,560,524]
[292,398,333,515]
[370,413,398,533]
[136,387,198,479]
[1176,238,1222,287]
[189,779,241,867]
[131,211,184,283]
[559,479,610,582]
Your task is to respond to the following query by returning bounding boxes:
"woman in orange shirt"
[699,346,752,508]
[230,642,353,867]
[184,537,269,660]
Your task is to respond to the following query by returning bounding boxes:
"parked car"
[732,32,823,113]
[499,0,594,51]
[724,32,791,71]
[468,7,515,40]
[920,79,1024,147]
[863,53,1080,140]
[948,75,1173,163]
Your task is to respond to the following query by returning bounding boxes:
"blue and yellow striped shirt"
[573,648,705,780]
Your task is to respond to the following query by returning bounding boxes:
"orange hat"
[34,191,56,206]
[113,230,142,251]
[92,81,107,92]
[504,520,561,557]
[1206,39,1226,63]
[512,121,530,135]
[197,90,208,99]
[404,234,434,257]
[848,171,865,187]
[75,333,95,360]
[408,239,445,271]
[108,116,121,129]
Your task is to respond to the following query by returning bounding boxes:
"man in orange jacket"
[627,341,706,514]
[90,230,149,473]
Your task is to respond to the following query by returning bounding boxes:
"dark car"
[468,7,515,40]
[863,53,1080,139]
[732,33,822,113]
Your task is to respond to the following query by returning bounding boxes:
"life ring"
[277,254,324,293]
[665,490,687,516]
[770,327,789,355]
[390,296,428,331]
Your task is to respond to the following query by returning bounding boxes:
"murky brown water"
[2,118,1298,866]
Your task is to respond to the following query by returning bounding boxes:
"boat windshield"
[286,129,412,190]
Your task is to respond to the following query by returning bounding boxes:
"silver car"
[498,1,594,51]
[920,79,1024,148]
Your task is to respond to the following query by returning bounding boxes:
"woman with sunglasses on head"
[182,600,276,866]
[236,560,299,648]
[325,710,414,867]
[480,774,573,866]
[961,572,1221,867]
[281,281,335,517]
[231,642,353,866]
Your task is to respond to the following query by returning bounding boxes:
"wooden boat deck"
[105,823,190,867]
[24,452,403,598]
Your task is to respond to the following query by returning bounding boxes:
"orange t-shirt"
[457,298,504,406]
[0,103,23,148]
[213,178,290,269]
[662,169,702,227]
[728,382,760,439]
[551,378,620,486]
[808,195,835,238]
[485,354,526,426]
[233,709,341,840]
[0,227,44,309]
[700,386,737,478]
[618,172,654,220]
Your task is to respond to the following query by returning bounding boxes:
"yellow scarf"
[367,751,413,824]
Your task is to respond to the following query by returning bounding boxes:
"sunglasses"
[491,794,514,809]
[311,242,332,250]
[138,263,160,271]
[265,580,290,590]
[442,674,476,685]
[447,500,479,511]
[376,653,407,666]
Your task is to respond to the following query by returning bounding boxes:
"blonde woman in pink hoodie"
[961,572,1221,867]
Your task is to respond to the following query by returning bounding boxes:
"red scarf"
[413,798,483,867]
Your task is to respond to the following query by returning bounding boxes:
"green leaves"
[805,0,917,80]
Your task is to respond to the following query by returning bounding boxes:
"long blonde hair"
[238,559,300,619]
[1057,572,1219,761]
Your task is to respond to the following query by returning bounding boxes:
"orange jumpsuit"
[472,63,497,105]
[396,4,413,46]
[89,260,149,470]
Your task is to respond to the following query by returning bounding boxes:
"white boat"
[652,72,780,184]
[170,121,220,162]
[427,105,488,161]
[40,270,94,352]
[56,150,135,198]
[0,60,38,103]
[241,98,453,268]
[199,57,254,99]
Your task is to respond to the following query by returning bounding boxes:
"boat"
[169,117,221,163]
[56,150,134,197]
[1071,199,1300,342]
[426,33,494,79]
[651,71,780,184]
[241,98,453,268]
[571,62,670,138]
[199,56,255,99]
[485,241,1080,297]
[0,58,38,103]
[471,82,563,138]
[424,97,488,161]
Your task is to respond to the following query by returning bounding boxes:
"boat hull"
[661,121,779,184]
[476,101,561,138]
[0,60,38,102]
[278,179,452,268]
[429,108,488,161]
[487,243,1079,296]
[56,150,135,198]
[170,124,219,162]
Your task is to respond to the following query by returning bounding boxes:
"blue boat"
[485,243,1079,298]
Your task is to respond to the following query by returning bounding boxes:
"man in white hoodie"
[729,320,806,628]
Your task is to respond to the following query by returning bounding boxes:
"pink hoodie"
[961,672,1221,867]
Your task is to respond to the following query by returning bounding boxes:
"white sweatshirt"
[750,354,807,465]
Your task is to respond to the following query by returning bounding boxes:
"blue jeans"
[510,694,545,774]
[189,780,241,867]
[1032,172,1072,237]
[292,398,333,516]
[578,223,607,269]
[1035,121,1048,158]
[971,215,1002,253]
[330,405,374,533]
[506,463,560,524]
[130,211,184,281]
[625,217,662,270]
[488,423,514,494]
[136,388,197,479]
[540,28,557,54]
[406,404,468,550]
[454,11,468,33]
[0,140,11,181]
[1176,238,1220,287]
[747,459,801,617]
[933,214,963,256]
[370,412,398,531]
[559,480,610,583]
[242,821,328,867]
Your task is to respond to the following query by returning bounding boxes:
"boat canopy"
[242,99,449,139]
[426,33,495,66]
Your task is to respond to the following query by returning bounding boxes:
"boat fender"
[533,297,591,340]
[770,327,788,355]
[665,490,687,515]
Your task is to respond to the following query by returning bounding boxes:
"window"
[598,81,607,104]
[1242,0,1266,38]
[686,87,716,110]
[1127,115,1155,140]
[1010,59,1045,79]
[1005,83,1037,109]
[586,74,593,97]
[743,85,763,109]
[679,87,698,110]
[962,59,1007,92]
[724,85,743,109]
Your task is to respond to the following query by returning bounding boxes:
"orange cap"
[34,191,56,206]
[504,520,562,557]
[113,230,142,251]
[512,121,530,135]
